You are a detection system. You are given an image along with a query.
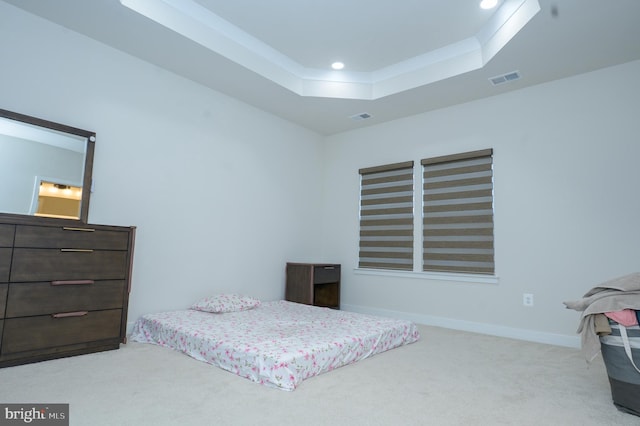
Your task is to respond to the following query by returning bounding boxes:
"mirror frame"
[0,108,95,223]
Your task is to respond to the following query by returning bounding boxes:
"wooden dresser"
[0,213,135,367]
[285,263,340,309]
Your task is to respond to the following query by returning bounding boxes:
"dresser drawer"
[5,280,125,318]
[14,225,129,250]
[0,248,10,283]
[314,265,340,284]
[0,284,7,318]
[1,309,122,355]
[10,249,128,282]
[0,225,14,247]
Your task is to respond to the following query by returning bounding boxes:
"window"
[358,161,414,271]
[422,149,494,275]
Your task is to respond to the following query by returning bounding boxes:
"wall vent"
[489,71,521,86]
[350,112,372,121]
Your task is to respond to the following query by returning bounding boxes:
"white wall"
[3,2,640,348]
[321,59,640,346]
[0,3,325,324]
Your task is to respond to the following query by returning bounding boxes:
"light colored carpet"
[0,324,636,426]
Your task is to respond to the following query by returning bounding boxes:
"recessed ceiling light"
[480,0,498,9]
[331,62,345,70]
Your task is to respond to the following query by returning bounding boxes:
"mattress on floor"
[130,300,419,391]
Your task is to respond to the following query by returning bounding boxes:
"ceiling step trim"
[120,0,540,100]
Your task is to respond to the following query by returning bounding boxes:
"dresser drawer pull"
[51,280,95,286]
[60,248,94,253]
[323,266,335,270]
[52,311,88,319]
[62,227,95,232]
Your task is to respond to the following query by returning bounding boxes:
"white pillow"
[190,294,261,313]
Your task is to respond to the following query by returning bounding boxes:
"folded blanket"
[564,272,640,363]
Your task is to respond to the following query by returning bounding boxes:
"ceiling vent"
[350,112,372,121]
[489,71,521,86]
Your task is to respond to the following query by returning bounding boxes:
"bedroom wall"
[4,2,639,349]
[0,2,326,325]
[321,59,640,347]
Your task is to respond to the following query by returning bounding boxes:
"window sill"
[353,268,499,285]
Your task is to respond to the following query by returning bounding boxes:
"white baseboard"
[126,306,581,349]
[341,303,580,349]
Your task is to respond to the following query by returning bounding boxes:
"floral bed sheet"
[129,300,420,390]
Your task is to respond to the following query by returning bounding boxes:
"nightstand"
[285,263,340,309]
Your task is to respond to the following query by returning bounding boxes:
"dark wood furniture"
[285,263,340,309]
[0,213,135,367]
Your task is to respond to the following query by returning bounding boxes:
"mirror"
[0,108,95,222]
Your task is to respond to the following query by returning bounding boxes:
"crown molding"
[120,0,540,100]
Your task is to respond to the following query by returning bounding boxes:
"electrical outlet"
[523,293,534,307]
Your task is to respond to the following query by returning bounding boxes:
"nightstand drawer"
[5,280,125,318]
[1,309,122,355]
[10,249,128,282]
[314,265,340,284]
[14,225,129,250]
[0,225,14,247]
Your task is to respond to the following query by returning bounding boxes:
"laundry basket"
[599,320,640,416]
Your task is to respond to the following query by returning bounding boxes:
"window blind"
[422,149,494,275]
[359,161,414,271]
